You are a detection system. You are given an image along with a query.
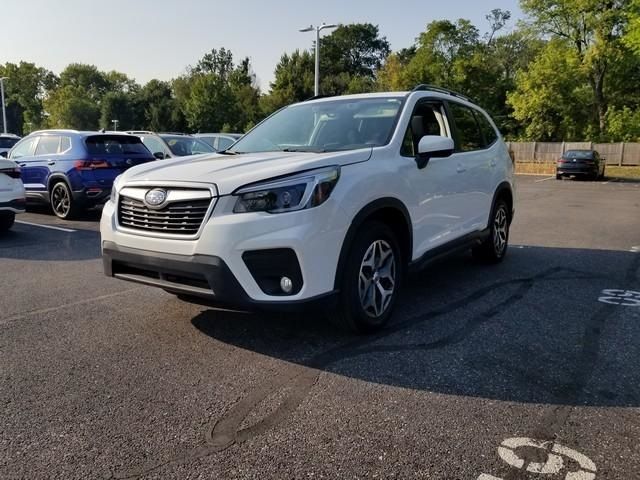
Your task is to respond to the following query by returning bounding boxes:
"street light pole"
[111,119,119,131]
[0,77,7,134]
[299,23,338,96]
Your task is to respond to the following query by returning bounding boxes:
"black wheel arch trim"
[333,197,413,290]
[489,181,514,227]
[47,173,73,193]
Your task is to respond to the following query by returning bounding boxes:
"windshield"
[563,150,593,159]
[162,136,215,156]
[229,97,404,154]
[85,135,151,155]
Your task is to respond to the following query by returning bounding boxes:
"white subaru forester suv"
[101,85,515,332]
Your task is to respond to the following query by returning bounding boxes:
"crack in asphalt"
[109,259,640,479]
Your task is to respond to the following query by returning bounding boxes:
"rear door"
[446,101,494,233]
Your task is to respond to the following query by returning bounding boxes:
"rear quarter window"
[85,136,150,155]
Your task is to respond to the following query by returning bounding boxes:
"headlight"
[110,175,122,203]
[233,166,340,214]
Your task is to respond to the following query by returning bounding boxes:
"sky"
[2,0,524,91]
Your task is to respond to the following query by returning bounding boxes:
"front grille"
[118,195,211,235]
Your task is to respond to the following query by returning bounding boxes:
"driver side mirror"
[416,136,455,169]
[153,151,167,160]
[0,151,7,158]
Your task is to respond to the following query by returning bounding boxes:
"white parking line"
[16,220,76,233]
[534,176,555,183]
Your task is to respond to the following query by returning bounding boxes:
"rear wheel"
[0,212,15,231]
[473,199,510,263]
[50,181,80,219]
[333,221,402,333]
[556,173,562,180]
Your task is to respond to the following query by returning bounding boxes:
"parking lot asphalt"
[1,175,639,480]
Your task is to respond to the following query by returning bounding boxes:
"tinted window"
[400,101,448,157]
[35,135,61,155]
[161,136,215,156]
[141,136,167,156]
[85,135,150,155]
[217,137,235,151]
[449,103,484,152]
[9,137,37,159]
[0,137,19,149]
[563,150,593,160]
[197,136,216,148]
[475,111,498,146]
[60,136,71,152]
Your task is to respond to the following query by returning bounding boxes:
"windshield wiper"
[217,150,239,155]
[281,147,326,153]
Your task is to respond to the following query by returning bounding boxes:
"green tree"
[0,62,56,134]
[58,63,109,101]
[45,85,100,130]
[507,40,592,140]
[319,23,391,95]
[625,0,640,54]
[100,90,141,131]
[262,50,315,114]
[521,0,629,135]
[138,79,181,132]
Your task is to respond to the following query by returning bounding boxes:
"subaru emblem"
[144,188,167,208]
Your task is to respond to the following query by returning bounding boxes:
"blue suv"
[8,130,155,219]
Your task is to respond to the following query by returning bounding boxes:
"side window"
[474,111,498,147]
[449,103,484,152]
[400,101,449,157]
[35,135,61,156]
[9,137,38,159]
[217,137,235,151]
[59,136,72,153]
[141,137,166,156]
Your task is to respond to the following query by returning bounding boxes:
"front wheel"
[333,221,402,333]
[473,199,510,263]
[0,212,15,231]
[50,181,80,219]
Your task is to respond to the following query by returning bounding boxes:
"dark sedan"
[556,149,605,180]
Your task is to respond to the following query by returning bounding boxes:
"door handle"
[490,159,497,167]
[456,165,466,173]
[47,160,56,166]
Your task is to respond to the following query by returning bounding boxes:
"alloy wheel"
[493,205,508,256]
[358,239,396,318]
[51,184,71,217]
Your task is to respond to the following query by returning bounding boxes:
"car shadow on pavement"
[191,245,640,412]
[25,204,103,221]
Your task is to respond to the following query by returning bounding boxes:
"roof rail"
[411,84,473,102]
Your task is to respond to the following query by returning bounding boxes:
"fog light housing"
[242,249,303,296]
[280,276,293,294]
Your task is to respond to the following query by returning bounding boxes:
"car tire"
[472,198,510,263]
[600,166,606,180]
[556,173,562,180]
[333,221,403,334]
[50,181,80,219]
[0,212,15,231]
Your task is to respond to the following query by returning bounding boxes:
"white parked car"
[101,86,515,332]
[0,158,26,231]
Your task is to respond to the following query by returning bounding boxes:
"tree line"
[1,0,639,142]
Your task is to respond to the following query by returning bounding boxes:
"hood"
[118,149,372,195]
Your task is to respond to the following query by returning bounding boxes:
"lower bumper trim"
[102,241,337,312]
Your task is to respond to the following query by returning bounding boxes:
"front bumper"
[100,193,349,306]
